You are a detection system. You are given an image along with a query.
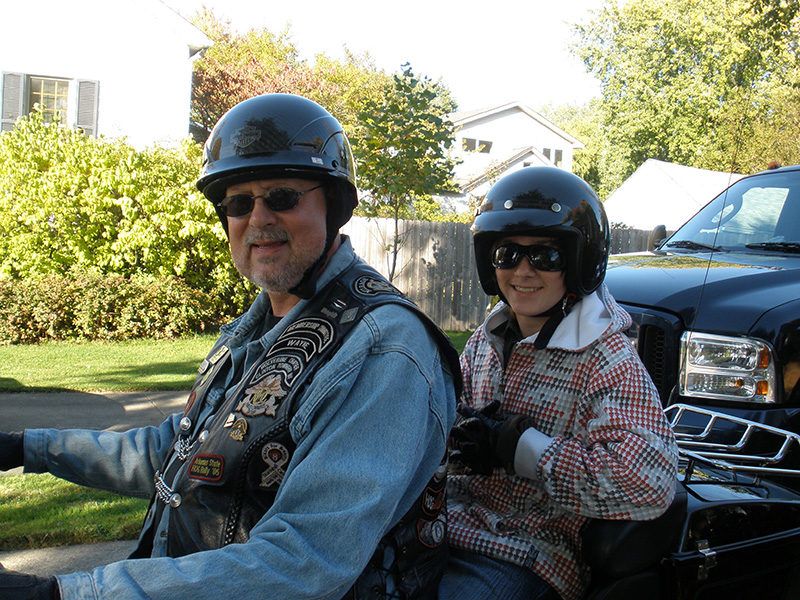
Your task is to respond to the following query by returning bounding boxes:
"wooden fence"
[342,217,658,331]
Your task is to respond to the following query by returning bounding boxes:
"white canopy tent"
[604,159,744,230]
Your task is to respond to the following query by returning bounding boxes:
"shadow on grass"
[0,378,24,392]
[0,360,199,393]
[0,473,148,551]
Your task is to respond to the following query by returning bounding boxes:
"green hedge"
[0,273,218,344]
[0,109,262,341]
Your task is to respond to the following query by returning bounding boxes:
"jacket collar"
[485,284,629,352]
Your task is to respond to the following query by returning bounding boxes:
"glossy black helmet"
[196,93,358,232]
[472,166,610,298]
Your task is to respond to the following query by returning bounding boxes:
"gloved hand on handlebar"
[0,568,59,600]
[449,401,536,475]
[0,432,24,471]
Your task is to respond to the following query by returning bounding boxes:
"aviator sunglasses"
[217,183,324,217]
[491,243,566,271]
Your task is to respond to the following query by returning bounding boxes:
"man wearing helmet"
[0,94,459,600]
[438,167,677,600]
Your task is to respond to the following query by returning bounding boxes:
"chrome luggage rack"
[665,403,800,479]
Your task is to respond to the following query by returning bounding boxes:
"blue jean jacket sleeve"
[24,414,181,497]
[47,304,456,600]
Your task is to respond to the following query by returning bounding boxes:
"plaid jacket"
[447,285,678,600]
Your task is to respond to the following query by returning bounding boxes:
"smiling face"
[493,235,567,337]
[225,178,328,301]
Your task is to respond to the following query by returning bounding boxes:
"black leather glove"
[0,569,59,600]
[0,432,24,471]
[449,401,535,475]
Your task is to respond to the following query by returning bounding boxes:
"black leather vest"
[132,261,460,599]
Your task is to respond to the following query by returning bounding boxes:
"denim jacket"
[24,237,458,600]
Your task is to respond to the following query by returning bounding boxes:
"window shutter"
[75,79,99,136]
[1,72,25,132]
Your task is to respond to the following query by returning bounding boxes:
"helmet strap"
[533,293,577,350]
[287,228,339,300]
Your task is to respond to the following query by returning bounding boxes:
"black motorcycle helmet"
[472,167,610,346]
[196,94,359,298]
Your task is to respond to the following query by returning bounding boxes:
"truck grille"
[640,325,668,398]
[624,308,681,406]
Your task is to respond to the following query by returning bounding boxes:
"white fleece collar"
[546,290,612,351]
[486,289,615,353]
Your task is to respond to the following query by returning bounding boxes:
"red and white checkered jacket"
[447,284,678,600]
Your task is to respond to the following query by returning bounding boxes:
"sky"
[162,0,605,112]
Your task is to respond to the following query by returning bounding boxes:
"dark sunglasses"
[491,243,566,271]
[217,184,324,217]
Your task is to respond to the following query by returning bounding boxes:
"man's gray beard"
[238,230,325,293]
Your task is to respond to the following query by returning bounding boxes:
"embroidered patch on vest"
[188,454,224,482]
[353,276,398,297]
[421,460,447,516]
[417,514,446,548]
[260,442,289,488]
[421,484,445,517]
[235,318,334,418]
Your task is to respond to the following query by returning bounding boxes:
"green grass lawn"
[0,334,219,392]
[0,331,470,393]
[0,473,148,550]
[0,330,471,550]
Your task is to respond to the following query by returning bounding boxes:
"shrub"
[0,273,217,344]
[0,109,259,338]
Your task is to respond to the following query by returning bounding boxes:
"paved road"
[0,390,188,576]
[2,390,187,432]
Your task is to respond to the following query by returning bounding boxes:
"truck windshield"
[663,171,800,251]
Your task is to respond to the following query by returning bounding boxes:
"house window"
[462,137,492,154]
[542,148,563,167]
[2,72,99,135]
[28,77,70,124]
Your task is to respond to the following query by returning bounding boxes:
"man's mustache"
[243,230,289,245]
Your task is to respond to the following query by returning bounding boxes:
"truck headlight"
[679,332,776,403]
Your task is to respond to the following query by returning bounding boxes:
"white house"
[603,159,744,230]
[1,0,211,148]
[438,101,584,213]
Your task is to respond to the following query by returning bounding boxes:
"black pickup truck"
[604,164,800,435]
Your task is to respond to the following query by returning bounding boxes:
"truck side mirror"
[649,225,667,250]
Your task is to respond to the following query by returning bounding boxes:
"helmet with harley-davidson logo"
[196,94,358,234]
[472,166,610,299]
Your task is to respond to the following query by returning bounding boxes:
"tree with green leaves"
[539,100,606,196]
[353,65,459,280]
[189,9,388,144]
[0,109,253,320]
[572,0,800,191]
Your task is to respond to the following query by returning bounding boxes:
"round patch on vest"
[417,514,446,548]
[353,276,398,297]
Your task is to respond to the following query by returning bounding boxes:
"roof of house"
[449,101,584,149]
[455,146,551,194]
[154,0,213,54]
[603,159,744,230]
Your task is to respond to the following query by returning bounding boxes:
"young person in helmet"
[438,167,677,600]
[0,94,459,600]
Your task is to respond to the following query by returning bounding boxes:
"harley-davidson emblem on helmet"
[231,125,262,150]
